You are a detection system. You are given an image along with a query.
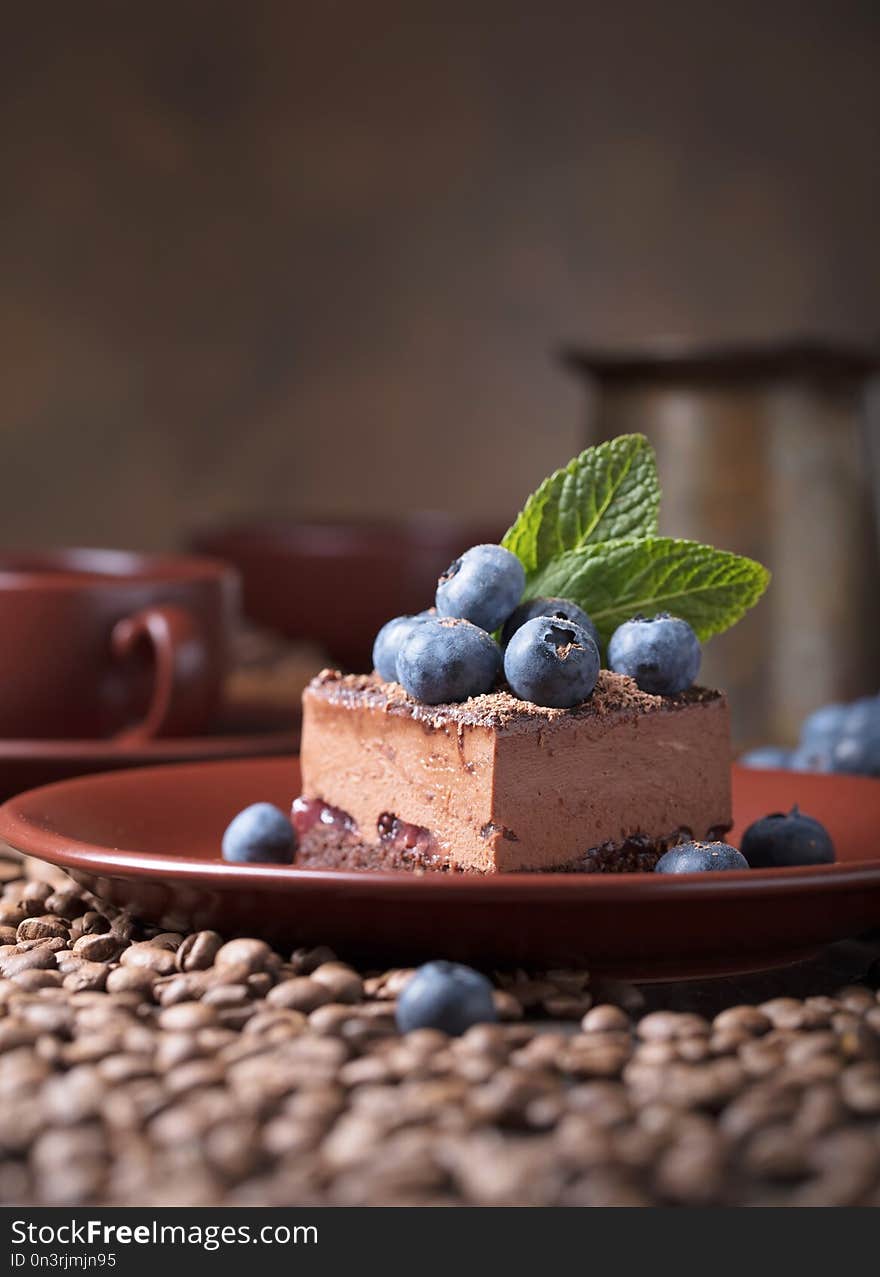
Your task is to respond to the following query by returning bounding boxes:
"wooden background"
[1,0,879,550]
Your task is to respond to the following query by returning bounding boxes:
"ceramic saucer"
[0,703,298,802]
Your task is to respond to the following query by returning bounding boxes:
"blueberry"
[799,702,849,747]
[372,611,432,682]
[740,805,835,868]
[789,744,835,773]
[435,544,525,633]
[222,803,295,864]
[395,960,497,1036]
[830,731,880,776]
[739,746,793,770]
[396,616,501,704]
[607,614,701,696]
[500,596,600,651]
[842,695,880,738]
[503,616,600,708]
[655,841,749,873]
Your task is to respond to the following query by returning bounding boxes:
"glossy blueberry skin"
[789,744,835,773]
[222,803,295,864]
[655,841,749,873]
[435,544,525,633]
[372,612,432,682]
[739,746,793,770]
[607,614,701,696]
[395,961,497,1036]
[500,596,600,651]
[799,702,849,747]
[503,616,600,708]
[396,617,501,704]
[831,731,880,777]
[740,805,835,868]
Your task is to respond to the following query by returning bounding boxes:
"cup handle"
[111,604,208,743]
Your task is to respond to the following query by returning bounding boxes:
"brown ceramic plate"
[0,761,878,979]
[0,704,299,803]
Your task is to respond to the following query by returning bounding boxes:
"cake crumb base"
[294,821,734,875]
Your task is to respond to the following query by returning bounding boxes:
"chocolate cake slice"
[293,669,732,873]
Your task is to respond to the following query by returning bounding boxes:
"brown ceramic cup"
[0,549,240,741]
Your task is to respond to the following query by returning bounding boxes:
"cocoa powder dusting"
[309,668,724,733]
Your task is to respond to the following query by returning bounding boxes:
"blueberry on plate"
[372,611,433,682]
[396,616,501,704]
[830,730,880,777]
[740,805,835,868]
[435,544,525,633]
[222,802,296,864]
[607,614,701,696]
[503,615,600,708]
[789,743,835,773]
[655,841,748,873]
[799,701,849,747]
[501,596,600,651]
[395,960,497,1036]
[738,745,793,770]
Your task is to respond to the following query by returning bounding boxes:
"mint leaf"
[501,434,660,574]
[525,537,770,647]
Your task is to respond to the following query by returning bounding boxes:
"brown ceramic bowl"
[2,762,879,979]
[188,516,502,671]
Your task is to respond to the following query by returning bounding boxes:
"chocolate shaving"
[308,667,724,733]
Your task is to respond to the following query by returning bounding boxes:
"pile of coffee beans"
[1,858,878,1206]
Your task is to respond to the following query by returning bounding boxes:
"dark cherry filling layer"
[291,796,732,874]
[291,796,355,837]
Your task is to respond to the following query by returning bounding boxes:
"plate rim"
[1,756,879,902]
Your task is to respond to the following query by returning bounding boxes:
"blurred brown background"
[2,0,879,549]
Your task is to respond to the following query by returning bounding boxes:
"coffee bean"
[202,983,250,1009]
[267,977,333,1013]
[290,945,338,975]
[62,962,108,993]
[176,930,223,971]
[310,962,364,1004]
[713,1005,771,1036]
[72,933,123,963]
[43,889,89,920]
[158,1002,218,1032]
[119,943,177,976]
[214,939,275,977]
[16,916,69,943]
[581,1004,631,1034]
[638,1011,710,1041]
[79,912,111,936]
[105,967,156,997]
[839,1062,880,1114]
[0,942,65,978]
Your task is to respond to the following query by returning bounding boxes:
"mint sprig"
[502,436,769,648]
[502,434,660,574]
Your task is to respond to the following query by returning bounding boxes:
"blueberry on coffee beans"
[504,615,600,708]
[435,543,525,633]
[655,841,748,873]
[222,803,296,864]
[396,960,497,1036]
[501,596,599,651]
[396,616,501,704]
[372,611,432,682]
[740,806,835,868]
[608,614,701,696]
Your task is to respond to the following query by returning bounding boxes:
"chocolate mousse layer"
[297,669,732,874]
